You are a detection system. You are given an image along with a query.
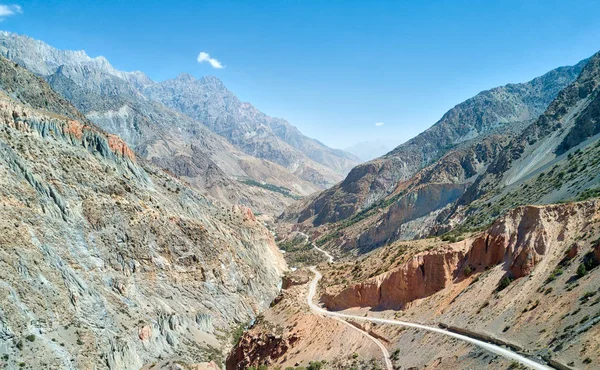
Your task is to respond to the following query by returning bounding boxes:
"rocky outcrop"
[322,245,468,310]
[226,332,299,370]
[322,201,598,310]
[347,183,468,253]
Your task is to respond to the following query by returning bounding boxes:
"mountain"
[284,58,588,227]
[143,73,361,186]
[344,139,396,161]
[438,50,600,232]
[0,31,353,215]
[0,55,286,369]
[280,52,600,258]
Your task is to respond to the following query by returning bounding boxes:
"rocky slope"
[143,74,360,186]
[233,200,600,369]
[444,52,600,224]
[317,200,600,369]
[285,59,587,226]
[0,56,286,369]
[0,31,349,215]
[281,52,600,260]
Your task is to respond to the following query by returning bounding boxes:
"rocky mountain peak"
[200,75,225,87]
[174,72,196,82]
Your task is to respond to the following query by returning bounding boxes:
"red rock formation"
[226,332,299,370]
[322,201,599,311]
[322,245,468,310]
[107,134,136,161]
[0,98,136,162]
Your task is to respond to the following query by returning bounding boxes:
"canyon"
[1,27,600,370]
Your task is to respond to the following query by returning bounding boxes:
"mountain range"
[282,57,590,243]
[0,31,360,216]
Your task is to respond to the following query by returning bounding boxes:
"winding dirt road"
[307,253,552,370]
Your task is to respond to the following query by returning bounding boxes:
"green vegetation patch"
[239,178,302,200]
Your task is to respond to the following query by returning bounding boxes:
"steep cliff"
[0,56,286,369]
[321,201,598,310]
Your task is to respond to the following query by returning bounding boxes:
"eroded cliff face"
[322,201,599,311]
[0,59,286,369]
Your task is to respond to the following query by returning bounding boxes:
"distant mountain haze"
[345,140,396,161]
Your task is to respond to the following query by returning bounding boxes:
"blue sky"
[2,0,600,149]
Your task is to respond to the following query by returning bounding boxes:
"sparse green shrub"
[577,263,587,277]
[231,322,248,345]
[546,267,563,283]
[497,276,513,291]
[463,265,473,276]
[307,361,324,370]
[580,291,597,301]
[25,334,35,342]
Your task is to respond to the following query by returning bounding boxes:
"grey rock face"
[0,56,286,369]
[144,74,360,182]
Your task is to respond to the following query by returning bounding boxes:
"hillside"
[236,201,599,369]
[0,56,286,369]
[284,59,587,226]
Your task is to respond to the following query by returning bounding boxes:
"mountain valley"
[0,24,600,370]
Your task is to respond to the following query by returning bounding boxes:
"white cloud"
[375,122,385,127]
[0,4,22,19]
[197,51,224,69]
